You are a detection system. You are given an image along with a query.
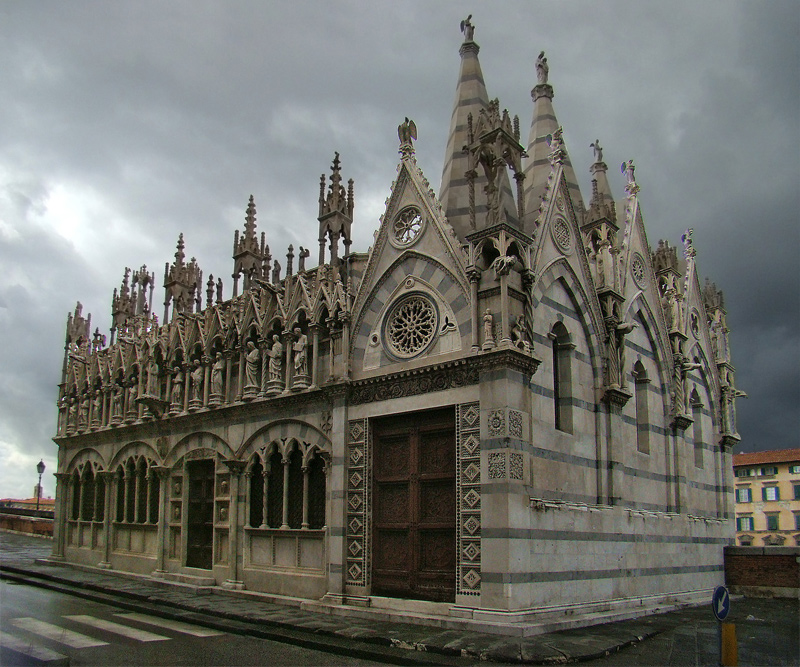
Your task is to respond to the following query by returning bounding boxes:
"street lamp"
[36,460,46,511]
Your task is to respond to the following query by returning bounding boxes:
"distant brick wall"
[725,546,799,593]
[0,513,53,537]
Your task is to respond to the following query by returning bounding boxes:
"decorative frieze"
[346,418,369,588]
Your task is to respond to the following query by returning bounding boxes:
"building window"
[762,486,780,502]
[789,465,800,474]
[550,322,573,434]
[115,456,159,524]
[765,514,779,531]
[734,468,754,478]
[794,513,800,531]
[736,516,754,531]
[759,466,778,476]
[69,465,105,522]
[633,361,650,455]
[794,484,800,501]
[735,487,752,503]
[248,445,327,530]
[691,390,703,468]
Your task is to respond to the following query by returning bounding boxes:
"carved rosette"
[457,402,481,596]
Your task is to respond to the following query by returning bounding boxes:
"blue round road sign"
[712,585,730,621]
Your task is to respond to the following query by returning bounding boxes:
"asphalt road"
[0,579,380,666]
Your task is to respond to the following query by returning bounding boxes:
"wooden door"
[372,408,456,602]
[186,459,215,569]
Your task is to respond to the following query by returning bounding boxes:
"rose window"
[392,207,424,246]
[385,294,438,358]
[631,253,646,288]
[552,218,572,252]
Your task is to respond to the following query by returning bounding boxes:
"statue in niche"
[536,51,549,84]
[171,366,183,406]
[79,393,89,429]
[68,397,78,430]
[112,384,122,417]
[245,341,261,389]
[482,309,496,350]
[267,334,284,382]
[190,360,203,402]
[127,379,138,410]
[293,327,308,376]
[210,352,225,396]
[146,358,159,396]
[91,390,102,423]
[607,320,638,389]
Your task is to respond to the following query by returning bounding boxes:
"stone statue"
[146,358,159,396]
[621,159,636,184]
[491,254,515,277]
[79,394,89,429]
[590,140,603,164]
[398,117,417,146]
[112,384,122,416]
[511,315,531,353]
[190,360,203,401]
[127,379,138,409]
[460,14,474,41]
[211,352,225,396]
[171,367,183,406]
[245,341,261,389]
[293,328,308,376]
[68,397,78,430]
[482,309,495,350]
[536,51,549,84]
[615,320,637,388]
[268,334,284,382]
[92,390,102,423]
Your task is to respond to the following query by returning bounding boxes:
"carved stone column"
[149,466,170,574]
[309,324,320,390]
[301,465,310,529]
[282,332,293,394]
[98,471,114,568]
[280,454,290,529]
[224,351,234,404]
[468,268,480,353]
[50,472,71,560]
[222,460,246,589]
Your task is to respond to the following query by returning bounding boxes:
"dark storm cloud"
[0,1,796,496]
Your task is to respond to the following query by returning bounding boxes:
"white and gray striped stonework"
[352,254,471,374]
[439,40,519,240]
[522,84,585,231]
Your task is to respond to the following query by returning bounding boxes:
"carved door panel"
[372,408,455,602]
[186,459,215,569]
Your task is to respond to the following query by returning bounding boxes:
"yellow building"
[733,448,800,546]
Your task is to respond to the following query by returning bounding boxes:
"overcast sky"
[1,1,797,500]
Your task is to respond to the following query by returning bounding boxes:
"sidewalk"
[2,531,797,665]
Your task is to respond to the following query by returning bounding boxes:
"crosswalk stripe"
[64,615,170,642]
[0,630,70,665]
[11,617,109,648]
[114,612,225,637]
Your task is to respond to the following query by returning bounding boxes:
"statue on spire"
[398,117,417,158]
[536,51,549,84]
[590,140,603,164]
[460,15,474,41]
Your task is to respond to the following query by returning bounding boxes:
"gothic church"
[52,21,742,630]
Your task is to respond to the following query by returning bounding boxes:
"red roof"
[733,448,800,467]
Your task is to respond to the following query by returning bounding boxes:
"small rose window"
[384,293,438,359]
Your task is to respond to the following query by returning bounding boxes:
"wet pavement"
[1,530,797,665]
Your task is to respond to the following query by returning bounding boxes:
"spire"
[318,152,354,267]
[439,17,490,239]
[522,52,584,231]
[232,195,267,295]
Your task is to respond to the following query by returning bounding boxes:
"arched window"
[691,388,704,468]
[248,457,265,528]
[266,451,283,528]
[80,466,95,520]
[70,470,81,520]
[634,361,650,454]
[115,457,159,525]
[550,322,573,434]
[249,444,327,531]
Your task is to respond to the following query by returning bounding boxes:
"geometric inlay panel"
[456,402,481,597]
[346,418,369,588]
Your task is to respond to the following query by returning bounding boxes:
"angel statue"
[460,15,474,41]
[590,140,603,164]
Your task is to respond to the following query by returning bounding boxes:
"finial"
[590,140,603,164]
[536,51,549,85]
[460,15,474,41]
[398,117,417,158]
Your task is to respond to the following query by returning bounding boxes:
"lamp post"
[36,460,46,511]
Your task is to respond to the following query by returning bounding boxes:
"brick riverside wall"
[724,546,800,590]
[0,513,54,537]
